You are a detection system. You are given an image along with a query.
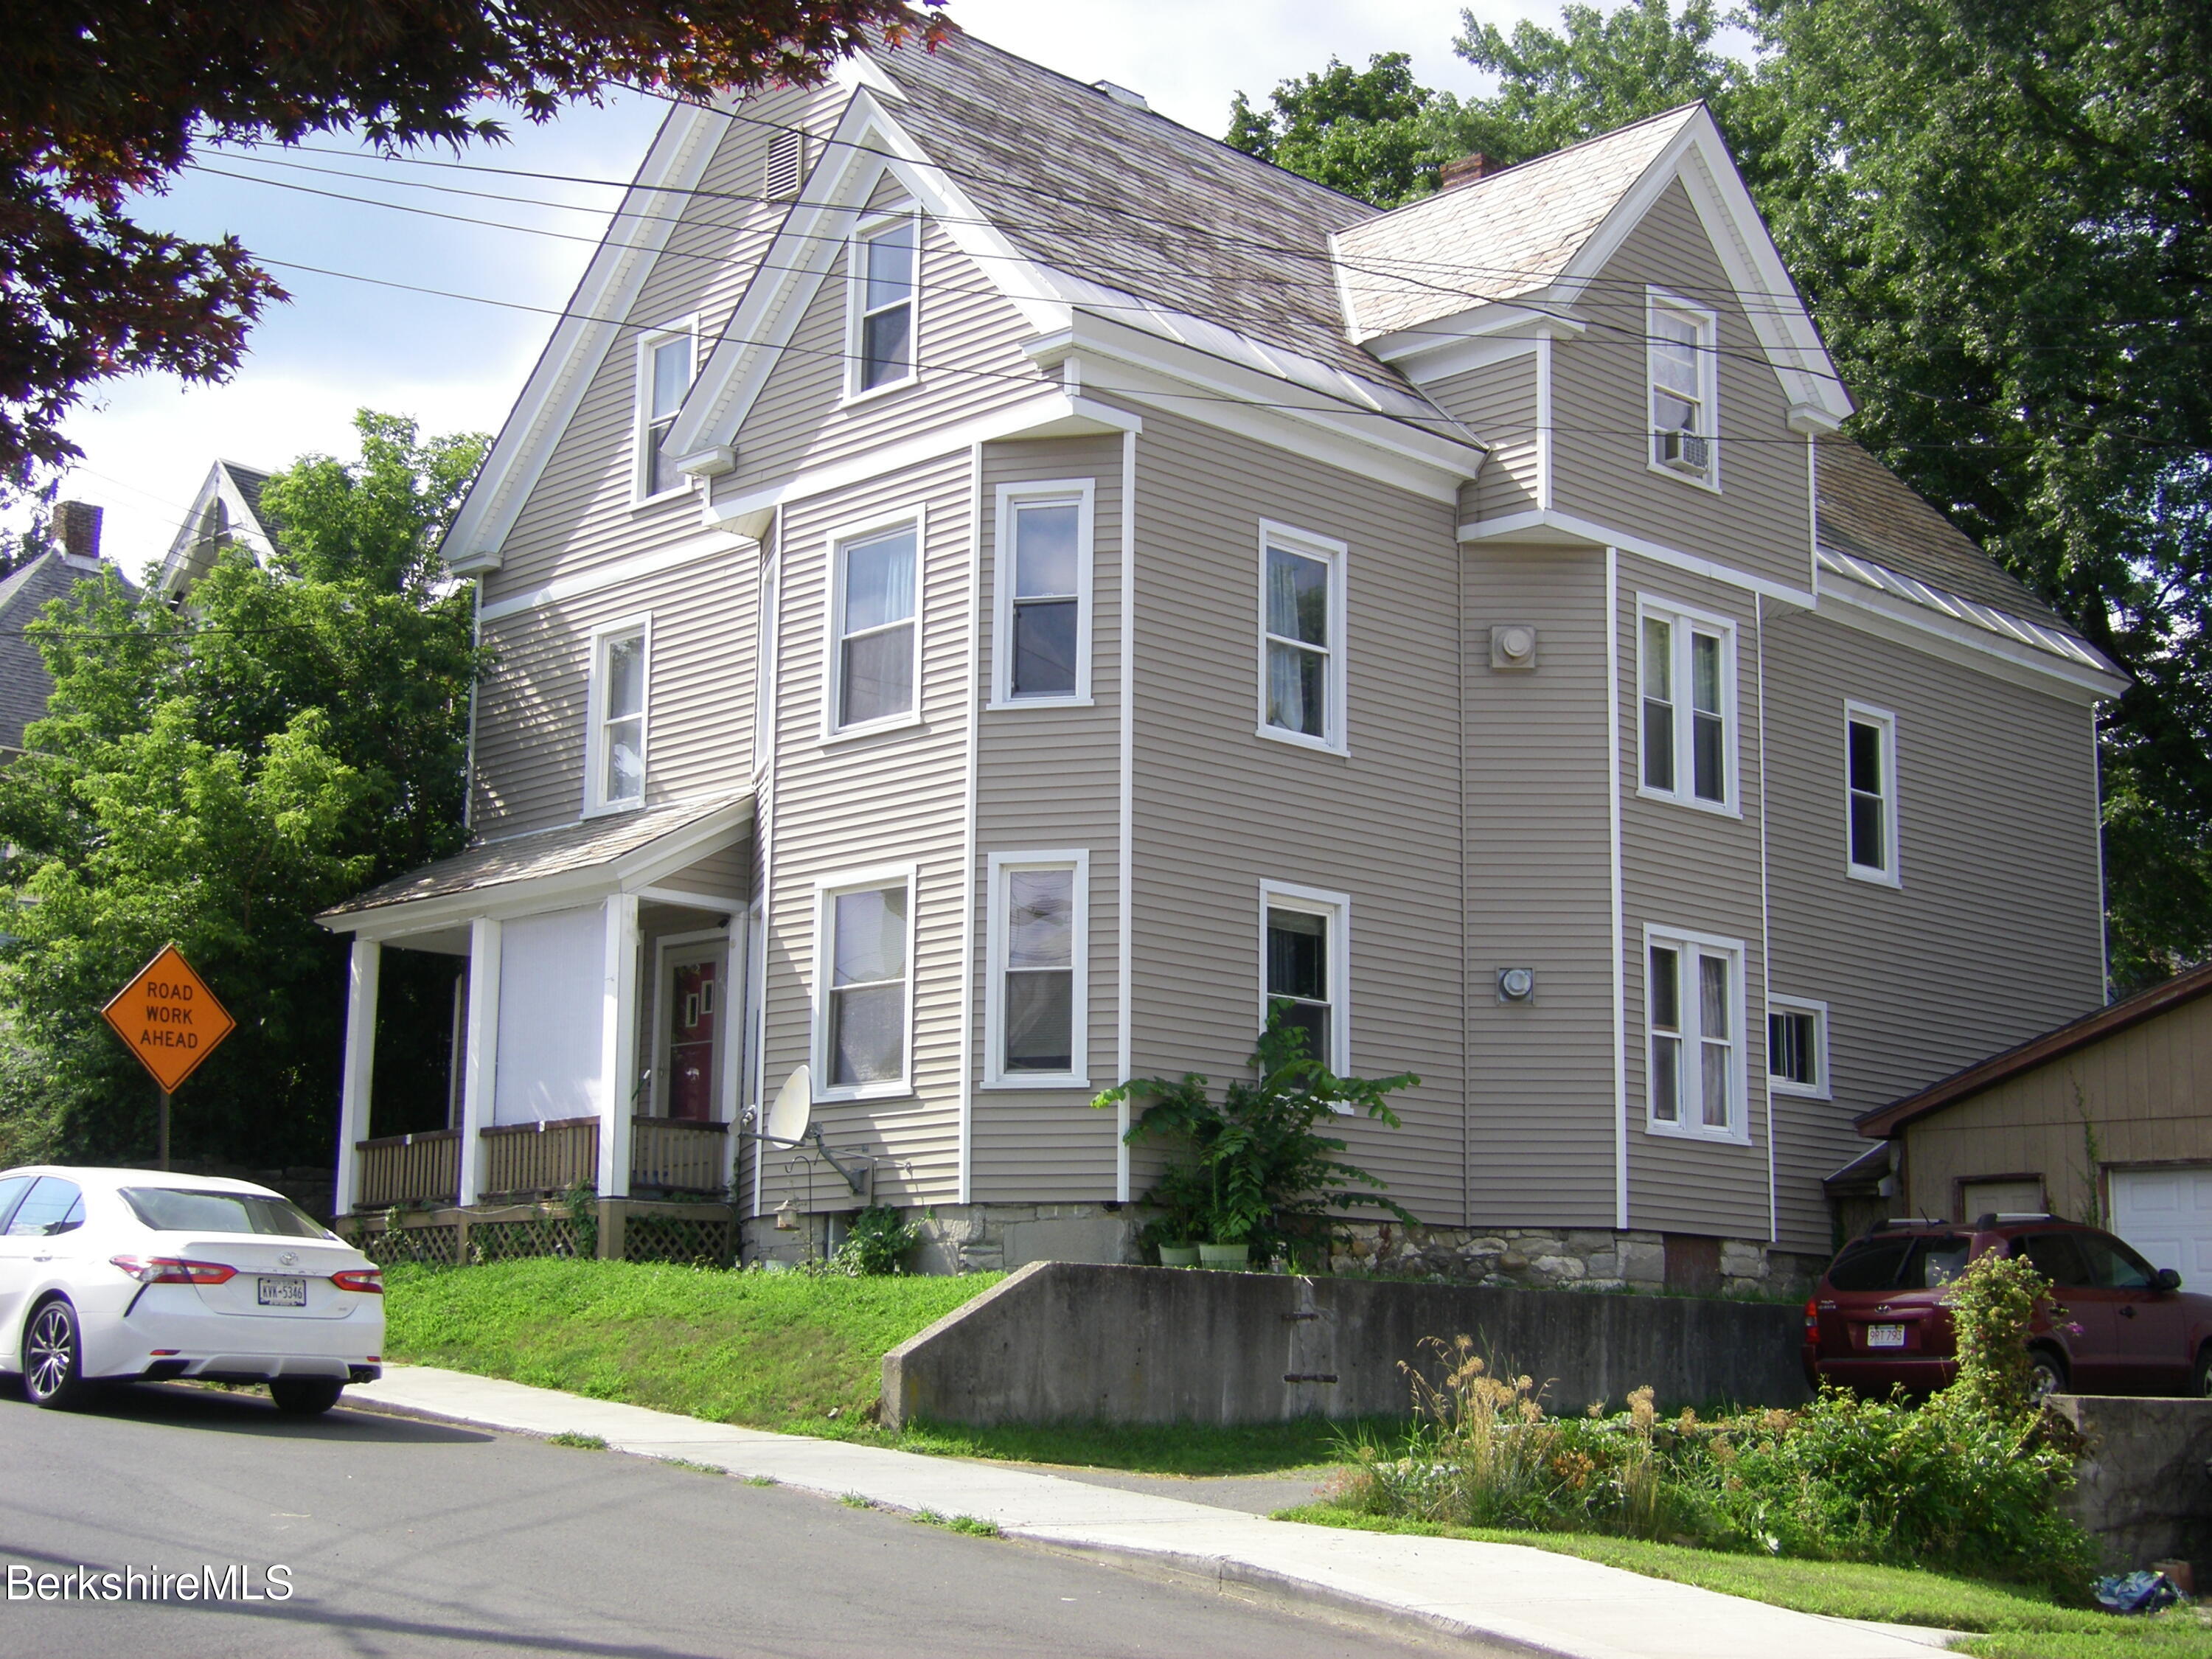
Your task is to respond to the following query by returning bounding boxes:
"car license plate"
[1866,1323,1906,1349]
[257,1276,307,1307]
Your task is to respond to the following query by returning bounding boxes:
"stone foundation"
[740,1202,1824,1297]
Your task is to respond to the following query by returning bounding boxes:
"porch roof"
[316,793,751,936]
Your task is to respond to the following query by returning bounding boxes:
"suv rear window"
[1827,1234,1972,1291]
[120,1187,330,1239]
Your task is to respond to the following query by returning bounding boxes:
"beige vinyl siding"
[718,204,1046,499]
[1764,608,2104,1251]
[1430,352,1543,521]
[473,549,757,835]
[1125,407,1467,1224]
[1549,181,1813,597]
[972,434,1127,1202]
[663,841,752,903]
[1464,546,1618,1226]
[754,451,973,1210]
[1899,997,2212,1224]
[1616,557,1772,1240]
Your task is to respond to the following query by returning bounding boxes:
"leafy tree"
[1229,54,1440,206]
[0,411,485,1169]
[0,0,945,493]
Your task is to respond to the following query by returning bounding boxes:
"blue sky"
[44,0,1570,572]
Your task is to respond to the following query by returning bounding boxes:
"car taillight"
[330,1268,383,1294]
[111,1256,235,1286]
[1804,1296,1820,1336]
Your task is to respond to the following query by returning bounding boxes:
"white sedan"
[0,1166,383,1416]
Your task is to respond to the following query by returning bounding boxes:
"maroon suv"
[1803,1215,2212,1398]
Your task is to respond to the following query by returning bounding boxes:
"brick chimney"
[56,500,103,565]
[1439,153,1501,191]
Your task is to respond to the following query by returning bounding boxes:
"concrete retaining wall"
[880,1262,1809,1430]
[2051,1396,2212,1578]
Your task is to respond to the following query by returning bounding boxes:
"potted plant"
[1096,1004,1419,1273]
[1158,1242,1201,1267]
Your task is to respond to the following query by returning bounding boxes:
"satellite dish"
[765,1065,812,1143]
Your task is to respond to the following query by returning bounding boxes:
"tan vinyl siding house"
[314,28,2126,1291]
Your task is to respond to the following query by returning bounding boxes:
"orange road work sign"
[101,945,235,1093]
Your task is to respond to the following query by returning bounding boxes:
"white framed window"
[1637,597,1736,813]
[825,512,923,737]
[583,615,651,815]
[1257,522,1349,755]
[810,863,916,1102]
[634,319,695,502]
[1845,702,1901,886]
[1259,880,1351,1074]
[984,852,1090,1087]
[846,209,918,400]
[752,551,778,773]
[990,481,1093,707]
[1644,925,1748,1141]
[1767,995,1829,1099]
[1646,288,1719,487]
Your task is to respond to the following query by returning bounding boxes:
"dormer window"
[1647,289,1718,485]
[636,323,694,501]
[850,214,917,397]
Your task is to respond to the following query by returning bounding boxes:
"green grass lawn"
[1276,1506,2211,1658]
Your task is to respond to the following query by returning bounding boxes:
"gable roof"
[157,459,285,595]
[1857,959,2212,1139]
[0,550,125,754]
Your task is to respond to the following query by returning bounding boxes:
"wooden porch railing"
[630,1117,728,1194]
[356,1130,460,1209]
[479,1116,600,1199]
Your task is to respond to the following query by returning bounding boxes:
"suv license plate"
[1866,1323,1906,1349]
[257,1277,307,1307]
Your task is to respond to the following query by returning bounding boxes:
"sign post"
[101,945,235,1171]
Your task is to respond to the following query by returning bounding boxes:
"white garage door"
[2110,1166,2212,1281]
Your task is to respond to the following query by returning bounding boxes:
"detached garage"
[1857,961,2212,1279]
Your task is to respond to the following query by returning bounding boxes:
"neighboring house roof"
[1857,959,2212,1139]
[156,459,285,596]
[0,550,119,754]
[1333,105,1703,343]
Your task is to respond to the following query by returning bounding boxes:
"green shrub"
[834,1206,920,1276]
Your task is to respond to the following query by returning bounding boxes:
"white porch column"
[457,917,502,1205]
[333,939,380,1216]
[597,892,641,1198]
[717,911,750,1194]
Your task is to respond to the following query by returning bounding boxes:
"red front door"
[665,956,719,1121]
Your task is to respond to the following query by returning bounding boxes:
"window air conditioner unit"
[1656,429,1709,473]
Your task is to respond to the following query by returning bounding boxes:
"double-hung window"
[814,866,914,1099]
[985,852,1088,1085]
[1258,524,1348,754]
[992,483,1092,704]
[1638,599,1734,811]
[1767,996,1829,1098]
[1645,927,1747,1139]
[585,616,650,814]
[636,322,693,501]
[830,519,920,733]
[1259,880,1350,1073]
[1845,703,1900,884]
[849,213,917,397]
[1647,288,1718,484]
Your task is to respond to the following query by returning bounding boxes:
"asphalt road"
[0,1382,1441,1658]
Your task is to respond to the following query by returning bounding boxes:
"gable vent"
[764,130,804,201]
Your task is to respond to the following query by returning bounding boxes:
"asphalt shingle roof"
[0,553,123,753]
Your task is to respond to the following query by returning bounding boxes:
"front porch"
[353,1114,729,1207]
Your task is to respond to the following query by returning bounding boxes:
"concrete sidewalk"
[349,1366,1955,1659]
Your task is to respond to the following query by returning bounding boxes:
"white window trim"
[810,861,919,1105]
[1644,286,1721,493]
[1641,922,1751,1144]
[1843,700,1903,888]
[1767,993,1831,1100]
[582,612,653,818]
[633,316,698,507]
[988,479,1096,709]
[752,549,778,776]
[1258,878,1352,1077]
[842,206,921,406]
[1635,594,1740,818]
[820,504,928,742]
[1255,520,1351,757]
[981,850,1091,1089]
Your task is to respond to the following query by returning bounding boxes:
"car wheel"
[2027,1345,2070,1403]
[2191,1343,2212,1400]
[22,1299,90,1411]
[268,1379,345,1417]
